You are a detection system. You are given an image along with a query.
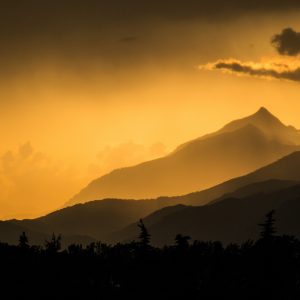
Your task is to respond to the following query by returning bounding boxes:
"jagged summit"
[218,107,299,145]
[175,107,297,152]
[251,106,282,122]
[221,107,283,131]
[256,106,271,115]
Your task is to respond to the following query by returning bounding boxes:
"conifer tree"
[259,210,276,240]
[19,231,29,249]
[137,219,151,246]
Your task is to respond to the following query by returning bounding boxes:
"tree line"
[0,211,299,299]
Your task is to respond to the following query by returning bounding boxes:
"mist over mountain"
[2,150,300,246]
[67,107,300,206]
[180,150,300,206]
[3,108,300,247]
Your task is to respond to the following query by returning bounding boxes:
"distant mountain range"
[3,150,300,246]
[67,107,300,206]
[113,182,300,246]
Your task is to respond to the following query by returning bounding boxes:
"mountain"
[175,107,300,150]
[0,180,288,246]
[112,184,300,246]
[0,220,95,248]
[217,107,300,144]
[67,107,300,206]
[183,151,300,206]
[3,150,300,246]
[1,197,178,245]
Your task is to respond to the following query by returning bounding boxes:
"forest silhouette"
[1,211,300,299]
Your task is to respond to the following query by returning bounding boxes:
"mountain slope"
[115,184,300,246]
[108,179,299,243]
[175,107,300,150]
[0,220,95,248]
[1,176,299,247]
[67,107,300,206]
[218,107,300,144]
[0,178,293,246]
[178,151,300,206]
[3,198,178,245]
[3,150,300,246]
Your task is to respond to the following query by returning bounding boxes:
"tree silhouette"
[175,234,191,249]
[259,210,276,240]
[44,233,62,253]
[1,218,300,298]
[19,231,29,249]
[137,219,151,246]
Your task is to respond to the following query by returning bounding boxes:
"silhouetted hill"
[1,149,300,247]
[0,220,95,248]
[181,151,300,206]
[2,198,178,245]
[108,179,299,243]
[212,179,298,203]
[67,107,300,206]
[3,151,300,246]
[115,184,300,246]
[108,204,187,243]
[0,176,298,247]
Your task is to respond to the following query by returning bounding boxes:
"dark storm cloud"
[202,60,300,82]
[271,28,300,56]
[0,0,300,48]
[0,0,299,73]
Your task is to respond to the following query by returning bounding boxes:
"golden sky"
[1,1,300,219]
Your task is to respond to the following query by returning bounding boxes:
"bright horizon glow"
[1,11,300,219]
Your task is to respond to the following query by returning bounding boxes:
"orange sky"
[1,6,300,219]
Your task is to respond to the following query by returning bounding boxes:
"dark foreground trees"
[0,211,300,299]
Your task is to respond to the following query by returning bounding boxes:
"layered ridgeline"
[67,107,300,206]
[114,183,300,246]
[3,151,300,246]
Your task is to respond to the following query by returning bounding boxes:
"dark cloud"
[0,0,298,31]
[0,0,298,76]
[0,1,299,55]
[272,28,300,56]
[203,60,300,82]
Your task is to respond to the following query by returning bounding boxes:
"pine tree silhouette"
[137,219,151,246]
[18,231,29,249]
[259,210,276,240]
[44,233,62,253]
[175,234,191,249]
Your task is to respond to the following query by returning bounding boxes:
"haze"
[1,1,300,219]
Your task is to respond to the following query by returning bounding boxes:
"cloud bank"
[200,59,300,82]
[0,142,84,219]
[199,26,300,82]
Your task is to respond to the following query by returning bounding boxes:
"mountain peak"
[212,106,300,145]
[175,106,300,154]
[253,106,277,120]
[220,106,286,134]
[256,106,271,115]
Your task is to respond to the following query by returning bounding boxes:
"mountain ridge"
[174,106,299,151]
[67,107,300,206]
[3,151,300,246]
[127,184,300,246]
